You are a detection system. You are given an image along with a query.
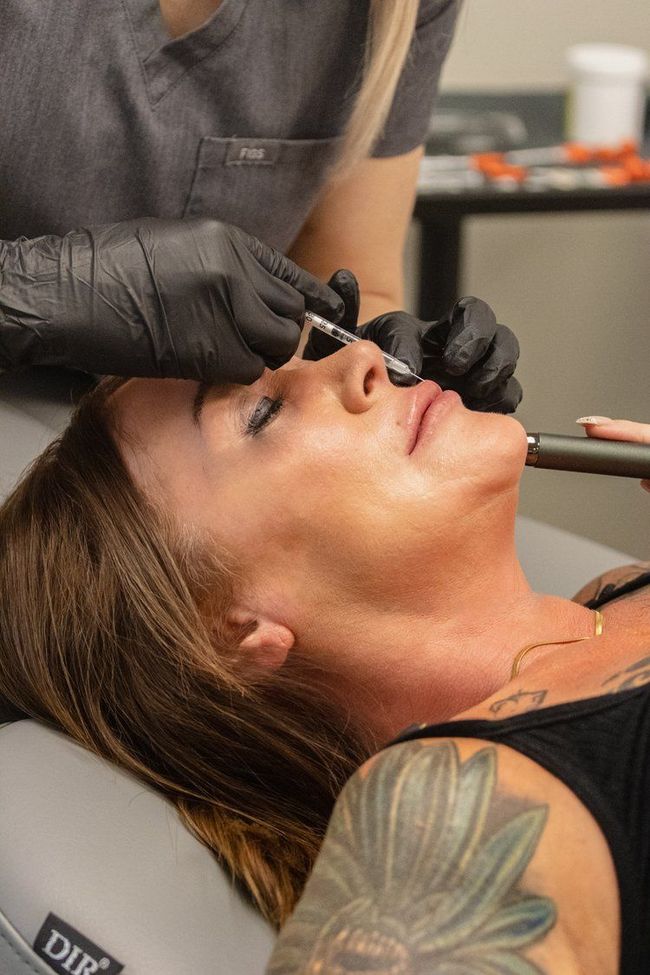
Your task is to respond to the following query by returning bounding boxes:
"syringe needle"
[303,311,424,383]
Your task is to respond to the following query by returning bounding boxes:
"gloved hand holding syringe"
[304,311,424,384]
[306,310,650,481]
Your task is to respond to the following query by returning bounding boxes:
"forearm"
[358,282,405,324]
[287,248,404,326]
[289,149,421,330]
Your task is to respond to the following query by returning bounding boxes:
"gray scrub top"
[1,0,457,252]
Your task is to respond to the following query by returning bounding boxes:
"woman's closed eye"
[246,396,284,436]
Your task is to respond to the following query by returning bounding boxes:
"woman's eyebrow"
[192,381,254,430]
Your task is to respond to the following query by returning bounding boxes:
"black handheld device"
[525,433,650,479]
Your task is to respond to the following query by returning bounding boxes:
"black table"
[415,93,650,320]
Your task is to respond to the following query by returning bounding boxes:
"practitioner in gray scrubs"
[0,0,521,410]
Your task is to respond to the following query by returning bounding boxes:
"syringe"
[304,311,423,383]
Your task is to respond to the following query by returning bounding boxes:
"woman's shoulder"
[285,736,618,975]
[572,560,650,606]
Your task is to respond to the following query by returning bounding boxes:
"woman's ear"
[227,608,295,671]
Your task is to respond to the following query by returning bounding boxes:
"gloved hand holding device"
[0,217,344,383]
[304,269,523,414]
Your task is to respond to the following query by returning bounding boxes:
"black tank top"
[390,571,650,975]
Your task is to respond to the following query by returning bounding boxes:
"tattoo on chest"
[269,741,555,975]
[602,654,650,694]
[489,689,548,716]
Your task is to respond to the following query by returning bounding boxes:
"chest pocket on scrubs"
[183,136,341,252]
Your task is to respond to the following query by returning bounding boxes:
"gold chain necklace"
[510,609,604,680]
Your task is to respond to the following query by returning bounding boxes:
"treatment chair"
[0,368,633,975]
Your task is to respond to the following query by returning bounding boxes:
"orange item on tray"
[565,140,638,164]
[472,155,527,182]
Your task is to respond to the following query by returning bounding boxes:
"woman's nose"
[331,340,392,414]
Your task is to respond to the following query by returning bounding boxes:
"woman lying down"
[1,344,649,975]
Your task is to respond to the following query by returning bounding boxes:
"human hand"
[304,272,522,414]
[0,218,344,383]
[577,417,650,492]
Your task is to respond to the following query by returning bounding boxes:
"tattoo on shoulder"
[602,654,650,694]
[573,562,650,606]
[489,689,548,716]
[268,741,556,975]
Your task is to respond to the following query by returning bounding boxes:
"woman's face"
[112,344,527,635]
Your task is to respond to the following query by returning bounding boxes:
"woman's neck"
[361,591,596,741]
[303,550,597,744]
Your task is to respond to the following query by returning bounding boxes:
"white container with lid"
[566,43,648,146]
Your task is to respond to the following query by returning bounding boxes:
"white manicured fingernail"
[576,416,613,425]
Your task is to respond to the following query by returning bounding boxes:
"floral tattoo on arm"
[268,741,556,975]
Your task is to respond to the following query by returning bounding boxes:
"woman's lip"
[414,389,461,453]
[406,381,442,454]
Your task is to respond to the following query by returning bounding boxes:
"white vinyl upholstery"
[0,368,634,974]
[515,516,631,598]
[0,720,275,975]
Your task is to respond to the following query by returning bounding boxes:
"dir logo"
[34,914,123,975]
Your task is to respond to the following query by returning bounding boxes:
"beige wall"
[442,0,650,91]
[406,1,650,558]
[461,213,650,559]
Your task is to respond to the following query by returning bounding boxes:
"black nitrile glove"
[0,218,344,383]
[304,270,522,413]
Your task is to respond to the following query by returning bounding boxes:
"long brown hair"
[0,379,373,926]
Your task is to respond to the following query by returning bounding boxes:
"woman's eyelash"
[246,396,284,435]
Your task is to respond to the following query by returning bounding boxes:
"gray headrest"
[0,720,274,974]
[0,368,77,502]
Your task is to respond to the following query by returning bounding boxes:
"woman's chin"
[501,414,529,463]
[485,409,527,453]
[455,410,528,496]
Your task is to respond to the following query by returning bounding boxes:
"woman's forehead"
[111,377,195,438]
[111,356,308,434]
[109,358,303,441]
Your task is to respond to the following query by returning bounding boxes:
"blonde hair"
[0,380,373,927]
[337,0,421,174]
